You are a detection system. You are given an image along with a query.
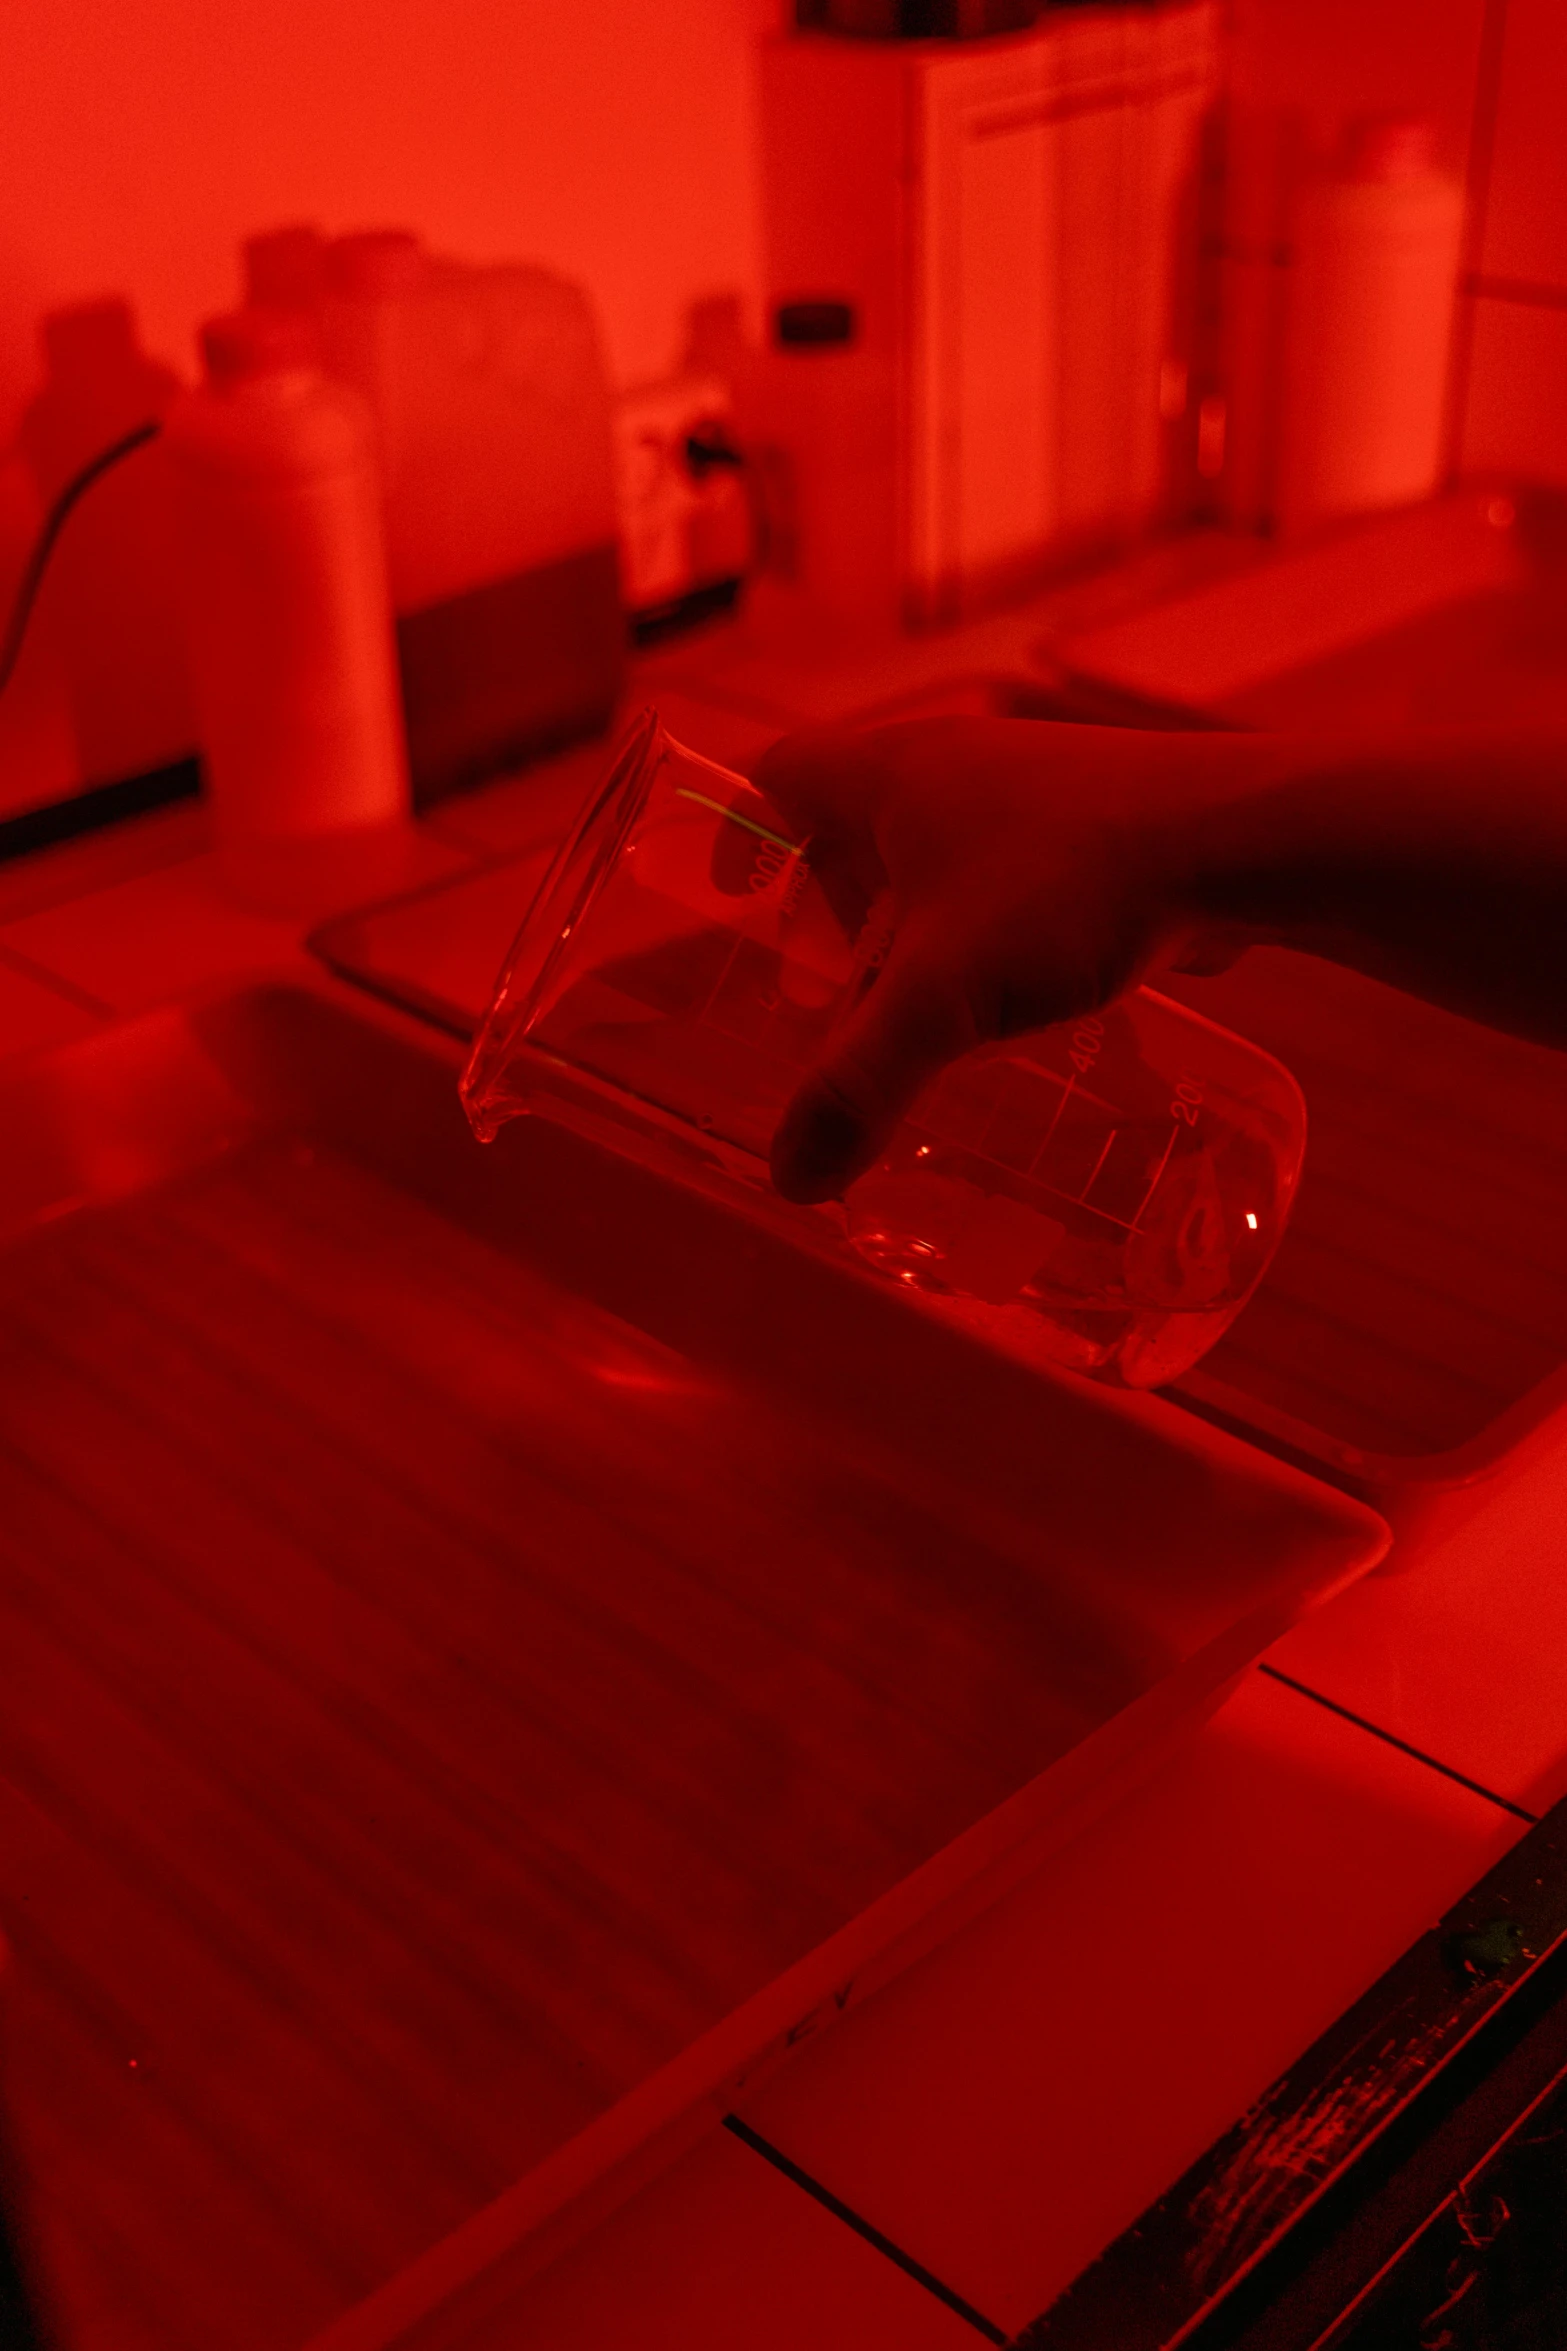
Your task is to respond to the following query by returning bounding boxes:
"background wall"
[0,0,781,442]
[1228,0,1487,174]
[6,0,1566,521]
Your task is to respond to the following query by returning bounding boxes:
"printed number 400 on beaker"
[460,711,1307,1391]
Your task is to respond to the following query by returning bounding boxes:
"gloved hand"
[757,716,1266,1202]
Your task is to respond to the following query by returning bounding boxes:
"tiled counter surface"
[3,672,1566,2349]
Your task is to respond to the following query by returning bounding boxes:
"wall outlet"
[612,372,751,621]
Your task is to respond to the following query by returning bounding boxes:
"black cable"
[683,429,745,478]
[0,418,163,700]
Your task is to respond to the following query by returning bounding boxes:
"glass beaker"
[460,711,1307,1389]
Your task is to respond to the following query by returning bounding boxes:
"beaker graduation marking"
[1074,1126,1119,1206]
[1024,1065,1078,1176]
[1131,1119,1182,1232]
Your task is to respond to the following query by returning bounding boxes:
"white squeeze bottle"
[163,307,410,904]
[1276,117,1464,533]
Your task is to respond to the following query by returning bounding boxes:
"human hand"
[756,716,1268,1202]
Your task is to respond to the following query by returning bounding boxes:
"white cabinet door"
[909,34,1062,618]
[907,5,1218,621]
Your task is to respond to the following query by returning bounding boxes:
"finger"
[770,938,977,1203]
[755,725,893,942]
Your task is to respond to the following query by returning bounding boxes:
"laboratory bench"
[2,519,1567,2351]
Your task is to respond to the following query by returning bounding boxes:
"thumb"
[1168,928,1250,979]
[770,938,976,1203]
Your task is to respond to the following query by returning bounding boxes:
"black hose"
[0,419,163,700]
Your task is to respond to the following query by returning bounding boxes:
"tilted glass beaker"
[460,711,1307,1388]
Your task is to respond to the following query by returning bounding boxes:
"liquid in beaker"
[843,994,1301,1387]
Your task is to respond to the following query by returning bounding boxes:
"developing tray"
[0,981,1383,2351]
[1158,946,1567,1546]
[314,843,1567,1555]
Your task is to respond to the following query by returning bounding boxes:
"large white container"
[163,310,409,889]
[1276,120,1465,534]
[304,229,624,800]
[316,233,613,608]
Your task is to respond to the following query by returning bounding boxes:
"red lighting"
[2,2,1566,2346]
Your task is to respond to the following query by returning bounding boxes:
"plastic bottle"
[17,298,195,785]
[162,309,409,903]
[242,222,329,327]
[1276,118,1464,534]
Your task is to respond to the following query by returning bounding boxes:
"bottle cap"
[201,308,318,386]
[1343,116,1439,182]
[325,230,428,298]
[243,224,328,309]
